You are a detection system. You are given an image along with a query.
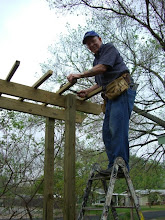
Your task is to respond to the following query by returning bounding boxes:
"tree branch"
[133,105,165,128]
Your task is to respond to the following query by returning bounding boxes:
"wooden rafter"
[19,70,53,101]
[6,60,20,82]
[56,79,77,95]
[0,96,85,123]
[0,79,102,115]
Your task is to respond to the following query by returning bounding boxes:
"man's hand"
[77,90,89,98]
[77,84,99,98]
[67,73,81,83]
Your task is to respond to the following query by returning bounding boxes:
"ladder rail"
[118,158,144,220]
[77,157,145,220]
[101,163,119,220]
[77,163,101,220]
[101,178,119,220]
[123,170,144,220]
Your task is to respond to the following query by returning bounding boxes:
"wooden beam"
[0,78,65,106]
[0,79,102,115]
[0,96,85,123]
[64,94,76,220]
[0,61,20,97]
[32,70,53,88]
[78,86,103,101]
[19,70,53,101]
[76,100,102,115]
[56,79,77,95]
[6,60,20,81]
[43,117,55,220]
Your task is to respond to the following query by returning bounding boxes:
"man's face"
[85,36,102,54]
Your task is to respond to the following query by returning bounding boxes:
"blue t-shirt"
[94,43,129,87]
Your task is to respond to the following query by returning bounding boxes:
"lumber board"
[0,79,102,115]
[0,61,20,97]
[32,70,53,88]
[64,94,76,219]
[43,117,54,220]
[0,96,85,123]
[6,60,20,81]
[0,78,65,106]
[56,79,77,95]
[76,99,102,115]
[19,70,53,101]
[78,86,103,101]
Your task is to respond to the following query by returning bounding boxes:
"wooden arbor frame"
[0,61,102,220]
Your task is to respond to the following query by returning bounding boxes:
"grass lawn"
[141,204,165,212]
[83,204,165,219]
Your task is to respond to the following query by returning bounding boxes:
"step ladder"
[77,157,144,220]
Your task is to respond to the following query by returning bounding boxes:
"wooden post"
[43,117,55,220]
[64,94,76,220]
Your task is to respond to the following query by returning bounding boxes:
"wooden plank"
[64,94,76,220]
[56,79,77,95]
[0,96,85,123]
[76,99,102,115]
[43,117,55,220]
[0,78,65,106]
[19,70,53,101]
[78,86,103,101]
[32,70,53,88]
[6,60,20,81]
[0,61,20,97]
[0,79,101,115]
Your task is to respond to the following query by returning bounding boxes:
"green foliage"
[148,192,159,204]
[114,155,165,193]
[30,151,165,206]
[129,155,165,190]
[30,176,44,195]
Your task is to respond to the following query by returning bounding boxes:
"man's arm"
[81,64,107,78]
[67,64,107,82]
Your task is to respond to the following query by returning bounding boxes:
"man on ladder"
[67,31,137,173]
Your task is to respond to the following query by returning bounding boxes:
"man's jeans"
[102,87,136,170]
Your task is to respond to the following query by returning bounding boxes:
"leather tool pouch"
[105,73,129,100]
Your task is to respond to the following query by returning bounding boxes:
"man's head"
[83,31,102,54]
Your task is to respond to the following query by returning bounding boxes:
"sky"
[0,0,85,86]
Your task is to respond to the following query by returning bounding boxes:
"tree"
[43,0,165,162]
[0,109,68,218]
[46,0,165,51]
[129,155,165,190]
[0,110,46,219]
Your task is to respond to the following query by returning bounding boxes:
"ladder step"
[90,173,125,180]
[112,206,135,209]
[82,206,135,211]
[83,207,103,211]
[90,176,110,180]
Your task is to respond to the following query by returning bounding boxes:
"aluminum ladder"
[77,157,144,220]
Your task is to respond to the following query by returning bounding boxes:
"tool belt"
[101,73,130,113]
[105,73,130,100]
